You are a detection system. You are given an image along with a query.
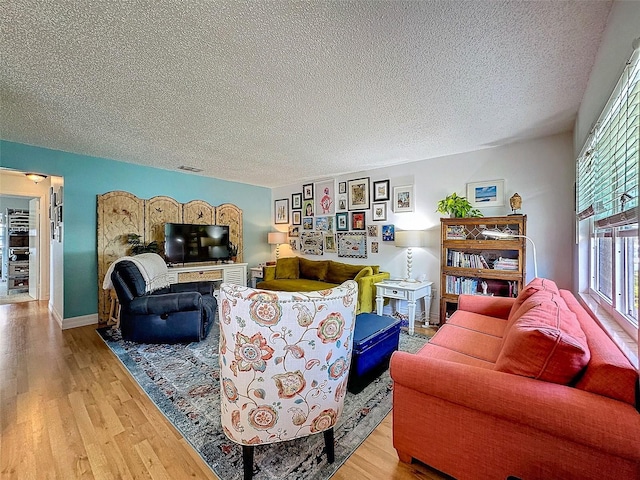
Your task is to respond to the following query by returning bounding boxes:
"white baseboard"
[48,302,63,328]
[61,312,99,330]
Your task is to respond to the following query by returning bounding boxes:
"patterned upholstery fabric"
[218,280,358,446]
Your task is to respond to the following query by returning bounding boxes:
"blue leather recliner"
[111,260,217,343]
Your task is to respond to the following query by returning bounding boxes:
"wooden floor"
[0,301,449,479]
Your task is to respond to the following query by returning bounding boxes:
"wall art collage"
[276,177,413,258]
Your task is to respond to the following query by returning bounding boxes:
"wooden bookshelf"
[439,215,527,324]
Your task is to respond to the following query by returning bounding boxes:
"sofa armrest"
[128,292,202,315]
[262,265,276,281]
[356,271,391,313]
[390,351,640,459]
[457,294,514,319]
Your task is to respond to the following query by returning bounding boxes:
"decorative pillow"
[509,277,560,321]
[326,261,368,284]
[353,266,373,283]
[496,298,590,385]
[275,257,300,279]
[298,258,330,281]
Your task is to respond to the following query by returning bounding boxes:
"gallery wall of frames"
[273,177,415,260]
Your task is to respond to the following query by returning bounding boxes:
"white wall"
[272,132,575,319]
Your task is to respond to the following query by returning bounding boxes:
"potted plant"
[125,233,159,255]
[228,242,238,263]
[436,193,483,218]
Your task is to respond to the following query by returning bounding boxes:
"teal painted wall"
[0,141,272,318]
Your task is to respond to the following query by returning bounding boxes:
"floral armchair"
[218,280,358,480]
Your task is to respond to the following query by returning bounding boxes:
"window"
[577,45,639,337]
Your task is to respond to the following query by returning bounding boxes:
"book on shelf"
[494,257,519,271]
[447,250,490,269]
[446,225,466,239]
[445,275,479,295]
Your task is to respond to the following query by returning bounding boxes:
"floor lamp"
[395,230,426,281]
[482,229,538,278]
[268,231,287,260]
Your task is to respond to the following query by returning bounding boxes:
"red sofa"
[390,278,639,480]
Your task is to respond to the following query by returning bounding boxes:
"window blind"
[577,46,639,225]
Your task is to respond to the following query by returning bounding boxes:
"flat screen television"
[164,223,230,264]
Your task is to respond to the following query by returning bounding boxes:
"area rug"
[97,325,430,480]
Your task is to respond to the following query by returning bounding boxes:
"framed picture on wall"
[314,180,335,215]
[466,179,505,207]
[337,232,367,258]
[324,233,337,253]
[393,185,414,212]
[338,181,347,194]
[347,177,370,210]
[382,224,395,241]
[292,192,302,210]
[336,212,348,231]
[351,211,366,230]
[372,179,390,201]
[292,210,301,225]
[274,198,289,224]
[303,183,314,200]
[372,202,387,221]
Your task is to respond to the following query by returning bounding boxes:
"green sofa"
[256,257,390,314]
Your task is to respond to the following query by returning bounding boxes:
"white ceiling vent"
[178,165,203,173]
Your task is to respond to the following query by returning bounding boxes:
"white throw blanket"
[103,253,170,293]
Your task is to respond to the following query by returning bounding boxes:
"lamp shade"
[268,231,287,245]
[395,230,425,248]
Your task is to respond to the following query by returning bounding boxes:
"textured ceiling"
[1,0,612,187]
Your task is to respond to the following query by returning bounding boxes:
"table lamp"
[395,230,426,281]
[268,231,287,260]
[482,229,538,278]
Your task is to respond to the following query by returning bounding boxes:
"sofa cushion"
[430,323,503,363]
[447,310,510,338]
[256,278,336,292]
[298,258,330,281]
[509,277,559,321]
[562,290,638,405]
[326,261,366,284]
[415,343,496,369]
[496,297,591,384]
[275,257,300,279]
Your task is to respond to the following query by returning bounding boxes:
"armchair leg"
[324,428,335,463]
[242,445,254,480]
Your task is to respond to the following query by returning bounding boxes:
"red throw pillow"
[496,297,590,385]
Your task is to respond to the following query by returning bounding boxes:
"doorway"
[0,169,59,308]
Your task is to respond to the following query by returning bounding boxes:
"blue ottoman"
[348,313,401,393]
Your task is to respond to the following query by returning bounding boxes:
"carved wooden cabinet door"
[97,191,144,323]
[145,196,182,257]
[183,200,215,225]
[216,203,243,262]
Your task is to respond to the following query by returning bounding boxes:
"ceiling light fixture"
[25,173,47,184]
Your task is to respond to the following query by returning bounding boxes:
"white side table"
[374,280,433,335]
[250,266,264,288]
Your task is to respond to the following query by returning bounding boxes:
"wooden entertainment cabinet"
[166,262,247,286]
[439,215,527,324]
